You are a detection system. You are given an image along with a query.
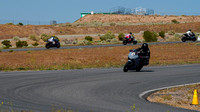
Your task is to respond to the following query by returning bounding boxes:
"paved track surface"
[1,41,184,52]
[0,64,199,112]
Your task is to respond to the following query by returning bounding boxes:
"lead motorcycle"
[123,49,150,72]
[45,39,60,49]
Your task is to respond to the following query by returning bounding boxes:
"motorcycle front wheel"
[123,62,129,72]
[193,37,197,42]
[133,40,137,45]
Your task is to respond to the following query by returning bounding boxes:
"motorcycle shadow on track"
[126,69,154,72]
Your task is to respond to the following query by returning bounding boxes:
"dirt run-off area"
[148,84,200,111]
[0,43,200,71]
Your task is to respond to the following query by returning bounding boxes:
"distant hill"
[75,14,200,24]
[1,14,200,39]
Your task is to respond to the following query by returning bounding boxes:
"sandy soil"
[148,84,200,111]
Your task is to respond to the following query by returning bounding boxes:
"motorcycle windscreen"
[128,52,139,60]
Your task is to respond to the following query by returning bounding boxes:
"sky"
[0,0,200,24]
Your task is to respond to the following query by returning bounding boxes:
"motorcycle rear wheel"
[136,64,143,72]
[193,37,197,41]
[123,40,127,45]
[57,44,60,48]
[181,38,186,42]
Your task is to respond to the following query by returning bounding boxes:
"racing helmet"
[130,32,132,35]
[188,29,191,31]
[141,43,149,51]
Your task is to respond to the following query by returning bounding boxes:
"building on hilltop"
[132,7,154,15]
[109,6,154,15]
[80,7,154,18]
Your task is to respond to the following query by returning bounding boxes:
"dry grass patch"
[0,43,200,71]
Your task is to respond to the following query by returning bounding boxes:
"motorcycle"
[45,39,60,49]
[123,37,137,45]
[181,32,197,42]
[123,49,150,72]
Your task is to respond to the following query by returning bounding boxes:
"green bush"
[29,35,40,41]
[40,33,49,42]
[143,31,158,42]
[9,50,13,52]
[168,30,175,35]
[17,22,23,26]
[65,23,72,27]
[110,38,118,43]
[159,31,165,39]
[118,33,125,41]
[171,19,179,24]
[78,40,92,45]
[85,36,93,41]
[6,23,14,25]
[16,40,28,48]
[174,34,181,38]
[32,42,39,46]
[1,40,12,48]
[100,32,115,41]
[13,36,20,41]
[110,23,116,26]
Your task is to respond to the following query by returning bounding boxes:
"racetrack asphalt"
[1,41,184,52]
[0,64,199,112]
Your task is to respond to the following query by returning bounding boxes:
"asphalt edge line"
[139,82,200,100]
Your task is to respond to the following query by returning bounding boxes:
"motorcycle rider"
[186,29,193,38]
[136,43,150,57]
[126,32,134,40]
[48,36,56,44]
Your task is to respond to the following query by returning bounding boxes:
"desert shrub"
[29,35,40,41]
[143,31,158,42]
[6,23,14,25]
[63,39,78,45]
[40,33,49,42]
[168,30,175,35]
[13,36,20,41]
[171,19,179,24]
[16,40,28,48]
[100,32,115,41]
[17,22,23,26]
[110,23,116,26]
[174,34,181,38]
[1,40,12,48]
[32,42,39,46]
[110,38,118,43]
[9,50,13,52]
[85,36,93,41]
[167,36,181,42]
[159,31,165,39]
[65,23,72,27]
[118,33,125,41]
[78,40,92,45]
